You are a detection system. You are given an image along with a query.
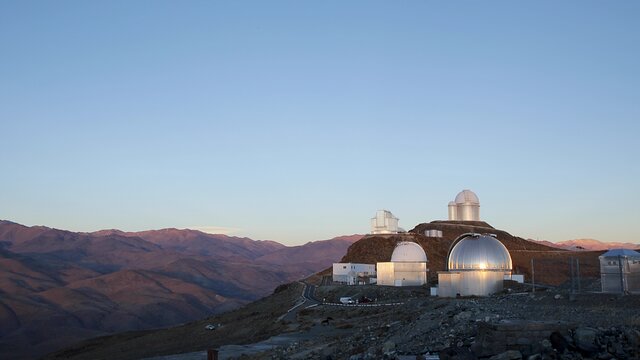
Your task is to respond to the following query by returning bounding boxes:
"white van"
[339,297,356,304]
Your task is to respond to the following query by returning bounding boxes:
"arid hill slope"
[0,220,357,360]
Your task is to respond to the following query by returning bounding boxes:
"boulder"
[550,331,570,353]
[439,346,475,360]
[383,341,396,354]
[597,352,614,359]
[321,346,336,359]
[625,328,640,350]
[453,311,472,322]
[573,327,599,353]
[489,350,523,360]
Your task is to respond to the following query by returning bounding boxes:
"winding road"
[279,281,320,322]
[302,281,320,303]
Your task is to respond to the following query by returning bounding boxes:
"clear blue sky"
[1,1,639,245]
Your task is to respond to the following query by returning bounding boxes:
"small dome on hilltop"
[454,189,480,204]
[390,241,428,262]
[448,234,512,271]
[449,189,481,221]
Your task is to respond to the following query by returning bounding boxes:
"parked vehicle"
[339,296,356,304]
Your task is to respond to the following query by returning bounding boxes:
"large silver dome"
[448,234,512,271]
[454,189,479,204]
[390,241,428,262]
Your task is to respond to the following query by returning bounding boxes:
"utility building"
[377,241,428,286]
[448,189,480,221]
[332,263,376,285]
[371,210,404,234]
[424,229,443,238]
[438,233,512,297]
[599,249,640,294]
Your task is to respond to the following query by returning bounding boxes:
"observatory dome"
[454,189,480,204]
[390,241,428,262]
[448,234,512,271]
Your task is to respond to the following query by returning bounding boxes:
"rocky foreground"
[48,282,640,360]
[263,284,640,360]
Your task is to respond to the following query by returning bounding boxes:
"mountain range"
[532,238,640,251]
[0,220,362,359]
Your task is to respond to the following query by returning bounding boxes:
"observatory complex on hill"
[333,188,638,299]
[334,189,523,295]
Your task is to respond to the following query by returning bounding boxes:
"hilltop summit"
[341,220,602,285]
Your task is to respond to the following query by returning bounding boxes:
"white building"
[424,229,443,238]
[377,241,428,286]
[333,263,376,285]
[599,249,640,294]
[448,189,480,221]
[438,233,512,297]
[371,210,405,234]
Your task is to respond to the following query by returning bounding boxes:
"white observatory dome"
[390,241,428,262]
[454,189,480,204]
[448,234,512,271]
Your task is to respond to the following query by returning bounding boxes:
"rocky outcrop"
[470,320,575,358]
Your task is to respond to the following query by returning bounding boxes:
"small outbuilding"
[332,263,376,285]
[424,229,443,238]
[438,233,512,297]
[377,241,428,286]
[599,249,640,294]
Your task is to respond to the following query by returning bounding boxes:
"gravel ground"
[47,281,640,360]
[233,283,640,360]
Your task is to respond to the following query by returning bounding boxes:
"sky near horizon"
[1,1,639,245]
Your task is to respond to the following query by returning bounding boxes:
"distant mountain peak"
[555,238,640,251]
[529,238,640,251]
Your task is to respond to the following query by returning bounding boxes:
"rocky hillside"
[45,282,305,360]
[0,220,359,360]
[340,221,604,285]
[91,228,287,261]
[46,284,640,360]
